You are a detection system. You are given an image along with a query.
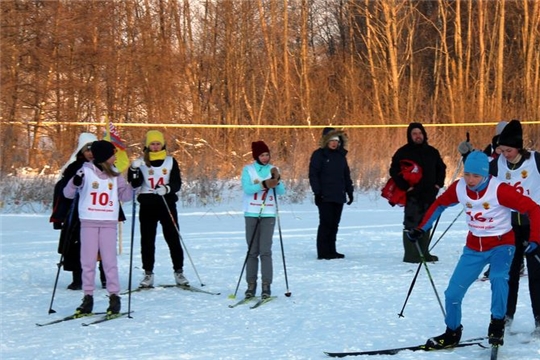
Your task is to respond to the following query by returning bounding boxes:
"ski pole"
[428,208,464,252]
[161,196,204,286]
[398,166,461,317]
[399,153,464,318]
[273,188,291,297]
[397,216,439,318]
[414,241,446,319]
[228,193,268,299]
[47,191,78,314]
[127,189,136,318]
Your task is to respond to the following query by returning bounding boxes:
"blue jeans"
[444,245,515,330]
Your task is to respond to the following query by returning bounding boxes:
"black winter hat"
[91,140,116,164]
[497,119,523,149]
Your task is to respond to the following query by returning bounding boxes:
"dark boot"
[244,282,257,299]
[76,294,93,314]
[488,317,505,345]
[107,294,121,315]
[402,233,421,263]
[424,325,462,349]
[67,270,82,290]
[261,283,271,299]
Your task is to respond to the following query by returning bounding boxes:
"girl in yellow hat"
[128,130,188,288]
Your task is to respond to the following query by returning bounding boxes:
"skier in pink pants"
[64,140,137,316]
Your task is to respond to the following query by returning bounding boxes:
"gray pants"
[245,217,275,285]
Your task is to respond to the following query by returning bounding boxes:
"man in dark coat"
[389,122,446,263]
[309,127,354,260]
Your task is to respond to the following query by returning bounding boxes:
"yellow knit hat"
[145,130,165,147]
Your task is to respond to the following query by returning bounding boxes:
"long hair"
[97,161,121,177]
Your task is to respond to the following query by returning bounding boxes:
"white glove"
[131,158,143,169]
[155,185,169,196]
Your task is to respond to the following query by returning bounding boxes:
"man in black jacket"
[390,123,446,263]
[309,127,354,260]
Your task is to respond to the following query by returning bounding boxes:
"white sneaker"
[139,272,154,288]
[174,271,189,286]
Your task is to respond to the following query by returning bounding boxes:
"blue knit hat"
[464,151,489,177]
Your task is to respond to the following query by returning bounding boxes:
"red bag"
[381,160,422,207]
[381,178,406,207]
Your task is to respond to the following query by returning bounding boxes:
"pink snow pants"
[80,224,120,295]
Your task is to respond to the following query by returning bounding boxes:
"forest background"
[1,0,539,208]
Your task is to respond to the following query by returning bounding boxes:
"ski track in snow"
[1,193,539,359]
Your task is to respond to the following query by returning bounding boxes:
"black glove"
[314,194,322,206]
[73,170,84,186]
[53,222,63,230]
[128,167,141,184]
[406,228,424,242]
[346,191,354,205]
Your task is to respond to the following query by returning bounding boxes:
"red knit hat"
[251,141,270,160]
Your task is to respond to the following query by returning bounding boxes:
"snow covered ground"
[1,191,538,359]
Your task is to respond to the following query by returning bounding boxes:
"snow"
[1,192,539,359]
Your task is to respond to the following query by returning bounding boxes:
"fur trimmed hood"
[319,127,348,149]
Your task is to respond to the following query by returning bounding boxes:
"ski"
[250,296,276,309]
[228,297,256,308]
[324,337,487,357]
[81,311,131,326]
[121,284,220,296]
[120,287,150,295]
[36,312,107,327]
[158,284,221,295]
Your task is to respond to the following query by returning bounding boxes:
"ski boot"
[139,271,154,288]
[488,317,505,346]
[244,282,256,299]
[261,283,271,299]
[424,325,462,349]
[76,294,94,315]
[107,294,121,315]
[174,271,189,286]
